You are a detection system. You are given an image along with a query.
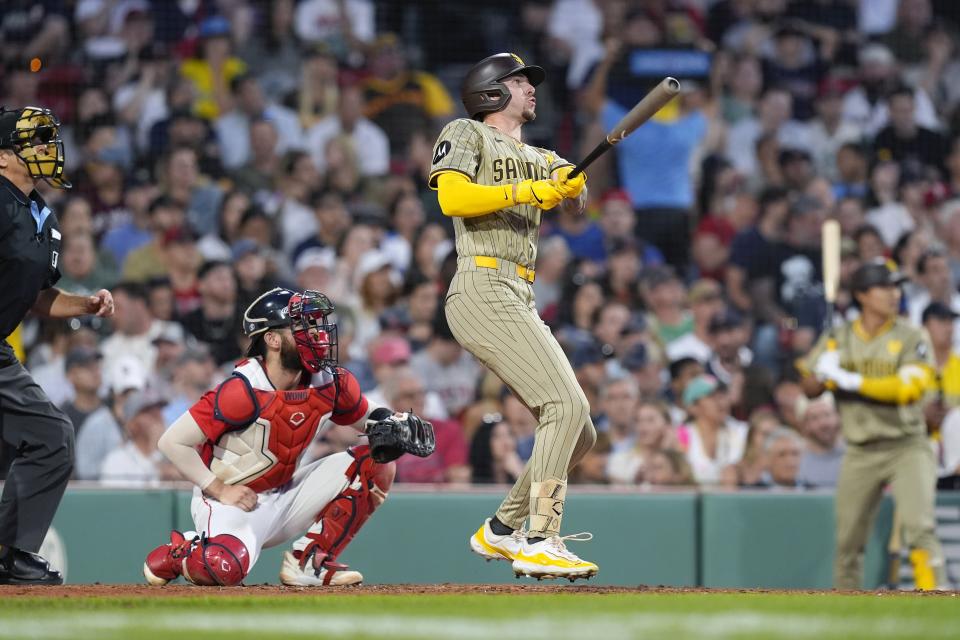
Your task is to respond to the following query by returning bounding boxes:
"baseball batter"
[799,260,946,590]
[142,287,434,586]
[431,53,597,580]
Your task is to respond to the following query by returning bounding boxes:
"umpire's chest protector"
[0,176,62,342]
[208,381,336,493]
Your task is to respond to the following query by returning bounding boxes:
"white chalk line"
[0,611,956,640]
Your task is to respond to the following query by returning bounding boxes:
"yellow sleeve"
[859,364,935,405]
[436,172,513,218]
[417,73,454,117]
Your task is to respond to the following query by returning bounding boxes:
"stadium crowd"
[2,0,960,490]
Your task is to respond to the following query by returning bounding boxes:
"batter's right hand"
[514,179,565,210]
[218,484,258,512]
[552,166,586,199]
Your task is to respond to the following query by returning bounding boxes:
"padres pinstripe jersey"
[800,318,934,444]
[429,118,572,267]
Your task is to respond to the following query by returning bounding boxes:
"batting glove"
[814,350,862,392]
[513,179,565,210]
[552,166,586,199]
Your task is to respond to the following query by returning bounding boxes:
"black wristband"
[364,407,394,433]
[369,407,393,421]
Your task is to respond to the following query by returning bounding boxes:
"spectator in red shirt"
[383,366,468,483]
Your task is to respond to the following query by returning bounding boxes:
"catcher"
[143,287,434,586]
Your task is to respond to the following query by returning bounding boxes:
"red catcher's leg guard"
[144,531,197,585]
[181,533,250,586]
[297,445,395,576]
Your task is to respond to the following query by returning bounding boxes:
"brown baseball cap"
[688,279,722,305]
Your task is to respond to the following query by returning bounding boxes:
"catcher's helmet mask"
[461,53,545,121]
[0,106,71,189]
[243,287,338,373]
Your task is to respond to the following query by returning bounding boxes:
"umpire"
[0,106,114,585]
[799,259,945,590]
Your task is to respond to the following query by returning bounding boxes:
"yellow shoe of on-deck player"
[511,533,599,581]
[469,518,525,562]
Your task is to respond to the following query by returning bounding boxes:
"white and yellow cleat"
[469,519,526,562]
[511,533,598,581]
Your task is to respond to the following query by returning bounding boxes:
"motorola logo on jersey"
[433,140,451,164]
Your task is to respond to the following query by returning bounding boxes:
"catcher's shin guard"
[181,533,250,586]
[290,445,395,584]
[144,530,198,586]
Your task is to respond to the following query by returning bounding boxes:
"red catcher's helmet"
[288,290,338,373]
[460,53,545,121]
[243,287,338,373]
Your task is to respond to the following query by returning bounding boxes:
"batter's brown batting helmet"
[461,53,545,121]
[850,259,906,293]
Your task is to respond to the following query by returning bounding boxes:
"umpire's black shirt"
[0,175,61,364]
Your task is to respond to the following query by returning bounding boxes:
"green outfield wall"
[42,487,960,588]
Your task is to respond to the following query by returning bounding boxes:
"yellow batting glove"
[513,179,565,210]
[552,166,586,199]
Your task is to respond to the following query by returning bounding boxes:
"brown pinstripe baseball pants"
[445,258,597,537]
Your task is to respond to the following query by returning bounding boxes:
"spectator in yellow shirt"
[180,16,247,120]
[362,34,454,158]
[924,302,960,485]
[923,302,960,409]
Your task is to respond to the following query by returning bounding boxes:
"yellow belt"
[473,256,536,283]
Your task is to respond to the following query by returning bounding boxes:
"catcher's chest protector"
[210,386,335,493]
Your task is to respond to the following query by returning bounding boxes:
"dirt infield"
[1,584,956,598]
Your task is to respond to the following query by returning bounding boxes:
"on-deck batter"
[798,260,946,590]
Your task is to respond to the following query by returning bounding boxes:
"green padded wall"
[50,489,177,584]
[700,492,893,589]
[41,487,926,588]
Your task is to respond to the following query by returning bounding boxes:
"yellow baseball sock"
[910,549,937,591]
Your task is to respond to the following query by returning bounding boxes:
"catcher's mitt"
[366,411,436,463]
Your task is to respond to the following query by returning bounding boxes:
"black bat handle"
[567,140,613,180]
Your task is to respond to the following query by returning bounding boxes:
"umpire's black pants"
[0,344,74,553]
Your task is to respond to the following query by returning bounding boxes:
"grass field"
[1,586,958,640]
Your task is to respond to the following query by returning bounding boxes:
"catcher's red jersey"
[190,358,368,493]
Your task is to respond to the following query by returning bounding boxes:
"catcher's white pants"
[191,451,354,570]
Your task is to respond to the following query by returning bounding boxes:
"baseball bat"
[567,77,681,179]
[822,219,841,345]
